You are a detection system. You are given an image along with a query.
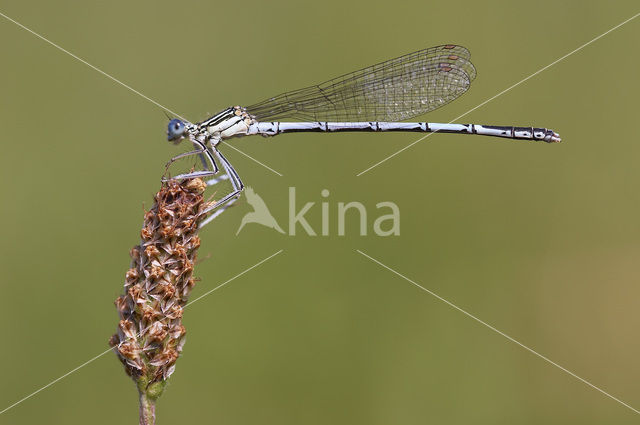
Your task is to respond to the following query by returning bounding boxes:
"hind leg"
[199,147,245,228]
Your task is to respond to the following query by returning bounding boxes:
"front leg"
[163,138,219,181]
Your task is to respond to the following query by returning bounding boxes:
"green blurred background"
[1,1,639,423]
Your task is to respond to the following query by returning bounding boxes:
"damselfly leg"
[190,141,231,188]
[193,141,214,175]
[199,147,245,228]
[163,139,241,226]
[164,139,245,228]
[163,148,218,182]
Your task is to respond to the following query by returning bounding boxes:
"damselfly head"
[167,119,187,142]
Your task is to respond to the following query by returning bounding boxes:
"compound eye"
[167,119,186,141]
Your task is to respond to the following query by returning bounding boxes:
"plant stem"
[139,391,156,425]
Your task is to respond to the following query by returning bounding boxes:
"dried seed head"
[110,178,212,393]
[183,178,207,194]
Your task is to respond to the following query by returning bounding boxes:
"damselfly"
[165,44,560,226]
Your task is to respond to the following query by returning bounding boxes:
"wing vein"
[246,45,476,122]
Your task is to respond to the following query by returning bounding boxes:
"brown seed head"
[110,178,211,389]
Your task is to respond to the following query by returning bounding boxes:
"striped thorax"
[197,106,253,145]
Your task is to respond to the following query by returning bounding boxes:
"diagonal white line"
[185,249,283,307]
[356,11,640,177]
[0,249,283,416]
[356,249,640,415]
[225,144,284,177]
[0,11,188,122]
[0,347,113,416]
[0,10,283,177]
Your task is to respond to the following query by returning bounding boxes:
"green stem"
[138,391,156,425]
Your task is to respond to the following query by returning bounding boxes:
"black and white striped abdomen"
[246,121,560,143]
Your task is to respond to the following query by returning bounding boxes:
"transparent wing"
[246,45,476,122]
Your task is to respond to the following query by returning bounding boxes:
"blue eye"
[167,119,186,141]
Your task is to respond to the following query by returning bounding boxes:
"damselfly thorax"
[196,106,254,144]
